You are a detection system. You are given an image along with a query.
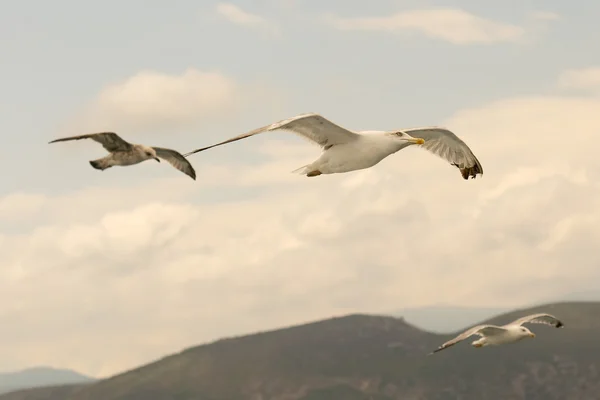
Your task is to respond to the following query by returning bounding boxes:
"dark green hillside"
[2,302,598,400]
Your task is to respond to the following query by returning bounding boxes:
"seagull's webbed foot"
[306,170,322,177]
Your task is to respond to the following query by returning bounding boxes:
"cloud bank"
[70,69,238,134]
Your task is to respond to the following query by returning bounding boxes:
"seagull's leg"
[306,170,322,177]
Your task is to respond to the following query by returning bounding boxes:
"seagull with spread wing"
[430,313,564,354]
[49,132,196,180]
[183,113,483,180]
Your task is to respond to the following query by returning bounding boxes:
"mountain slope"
[1,302,598,400]
[0,367,94,395]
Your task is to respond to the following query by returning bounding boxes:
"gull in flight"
[430,313,564,354]
[49,132,196,180]
[183,113,483,180]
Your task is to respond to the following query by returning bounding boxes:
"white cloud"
[2,91,600,378]
[69,69,238,134]
[324,8,523,44]
[216,3,279,36]
[324,8,556,45]
[557,67,600,92]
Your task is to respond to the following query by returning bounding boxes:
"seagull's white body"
[97,145,158,168]
[48,132,197,180]
[471,325,534,347]
[184,113,483,180]
[297,130,414,175]
[431,313,564,354]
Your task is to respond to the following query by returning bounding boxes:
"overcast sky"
[1,0,599,379]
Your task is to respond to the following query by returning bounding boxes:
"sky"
[1,0,600,379]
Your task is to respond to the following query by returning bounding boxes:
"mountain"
[0,367,94,395]
[548,289,600,303]
[1,302,598,400]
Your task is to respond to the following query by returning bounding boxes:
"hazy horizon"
[3,297,598,379]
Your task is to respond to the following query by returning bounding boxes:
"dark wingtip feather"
[459,163,483,180]
[186,161,197,180]
[556,321,564,328]
[186,166,197,180]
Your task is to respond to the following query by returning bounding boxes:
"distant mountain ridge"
[1,302,598,400]
[396,305,509,333]
[396,290,600,333]
[0,367,94,395]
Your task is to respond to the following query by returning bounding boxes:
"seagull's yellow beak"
[411,138,425,145]
[529,333,536,338]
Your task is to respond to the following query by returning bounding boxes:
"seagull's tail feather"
[89,158,110,170]
[89,160,102,170]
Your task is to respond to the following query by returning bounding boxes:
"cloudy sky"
[2,0,599,379]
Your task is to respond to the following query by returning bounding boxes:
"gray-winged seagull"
[49,132,196,180]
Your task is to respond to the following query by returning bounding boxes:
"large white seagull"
[430,313,564,354]
[184,113,483,180]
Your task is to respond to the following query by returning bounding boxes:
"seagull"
[49,132,196,180]
[183,113,483,180]
[430,313,564,354]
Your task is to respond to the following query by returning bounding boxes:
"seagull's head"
[392,131,425,145]
[141,146,160,163]
[519,326,536,339]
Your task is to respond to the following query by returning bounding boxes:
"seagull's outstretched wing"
[507,313,564,329]
[430,325,506,354]
[403,127,483,180]
[184,113,360,157]
[152,147,197,180]
[49,132,132,153]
